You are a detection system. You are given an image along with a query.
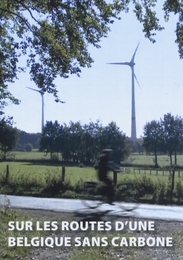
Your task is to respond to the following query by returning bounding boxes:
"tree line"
[143,113,183,167]
[2,112,183,166]
[40,120,131,164]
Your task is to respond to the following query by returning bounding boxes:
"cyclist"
[97,149,114,204]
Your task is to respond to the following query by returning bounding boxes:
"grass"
[127,154,183,167]
[1,160,183,186]
[0,162,97,185]
[0,208,49,259]
[6,150,50,160]
[1,152,183,203]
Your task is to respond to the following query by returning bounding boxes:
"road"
[0,194,183,221]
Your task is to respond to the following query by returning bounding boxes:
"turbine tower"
[27,87,66,134]
[108,43,140,141]
[27,87,45,134]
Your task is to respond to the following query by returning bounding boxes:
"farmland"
[0,151,183,204]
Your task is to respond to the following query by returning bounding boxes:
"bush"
[165,176,172,201]
[61,190,79,198]
[42,178,73,197]
[153,180,173,204]
[133,176,154,197]
[175,180,183,202]
[74,179,85,193]
[24,143,33,152]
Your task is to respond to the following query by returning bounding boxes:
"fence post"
[62,166,65,182]
[171,170,175,203]
[113,171,117,186]
[5,165,9,183]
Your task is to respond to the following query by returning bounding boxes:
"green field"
[7,150,51,160]
[1,151,183,204]
[2,152,183,185]
[8,150,183,167]
[127,154,183,167]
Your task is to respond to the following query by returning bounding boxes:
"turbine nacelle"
[26,86,44,95]
[27,86,66,133]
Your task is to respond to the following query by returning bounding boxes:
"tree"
[0,122,18,159]
[64,121,83,163]
[98,121,130,163]
[160,113,183,201]
[40,120,64,160]
[160,113,183,166]
[143,114,183,167]
[1,0,183,105]
[16,130,41,150]
[24,143,33,152]
[143,120,162,167]
[0,0,125,102]
[130,1,183,58]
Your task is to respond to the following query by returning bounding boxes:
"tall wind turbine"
[27,87,66,134]
[108,43,140,141]
[27,87,45,134]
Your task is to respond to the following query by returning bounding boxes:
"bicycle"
[81,180,139,212]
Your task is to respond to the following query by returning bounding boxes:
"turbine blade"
[26,87,39,92]
[134,73,141,88]
[107,62,130,66]
[130,42,140,63]
[26,87,44,95]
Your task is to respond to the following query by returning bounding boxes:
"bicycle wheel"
[118,196,138,211]
[81,181,103,209]
[82,195,104,209]
[115,183,139,211]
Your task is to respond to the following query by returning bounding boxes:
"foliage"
[16,130,41,150]
[142,113,183,167]
[0,0,126,101]
[40,120,130,163]
[143,120,162,167]
[0,121,18,159]
[40,120,65,159]
[0,0,183,106]
[24,142,33,151]
[175,179,183,202]
[160,113,183,166]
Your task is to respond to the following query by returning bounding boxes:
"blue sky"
[4,4,183,138]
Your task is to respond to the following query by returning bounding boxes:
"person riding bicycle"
[97,149,114,204]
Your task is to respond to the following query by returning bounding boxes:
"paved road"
[0,194,183,221]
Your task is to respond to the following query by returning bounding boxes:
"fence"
[132,168,183,177]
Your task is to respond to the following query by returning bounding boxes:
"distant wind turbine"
[26,87,66,133]
[108,43,140,141]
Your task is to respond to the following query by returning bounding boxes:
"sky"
[4,3,183,138]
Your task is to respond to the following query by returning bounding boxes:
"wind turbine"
[108,43,140,141]
[26,87,45,134]
[26,87,66,134]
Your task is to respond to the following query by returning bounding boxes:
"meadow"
[1,151,183,204]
